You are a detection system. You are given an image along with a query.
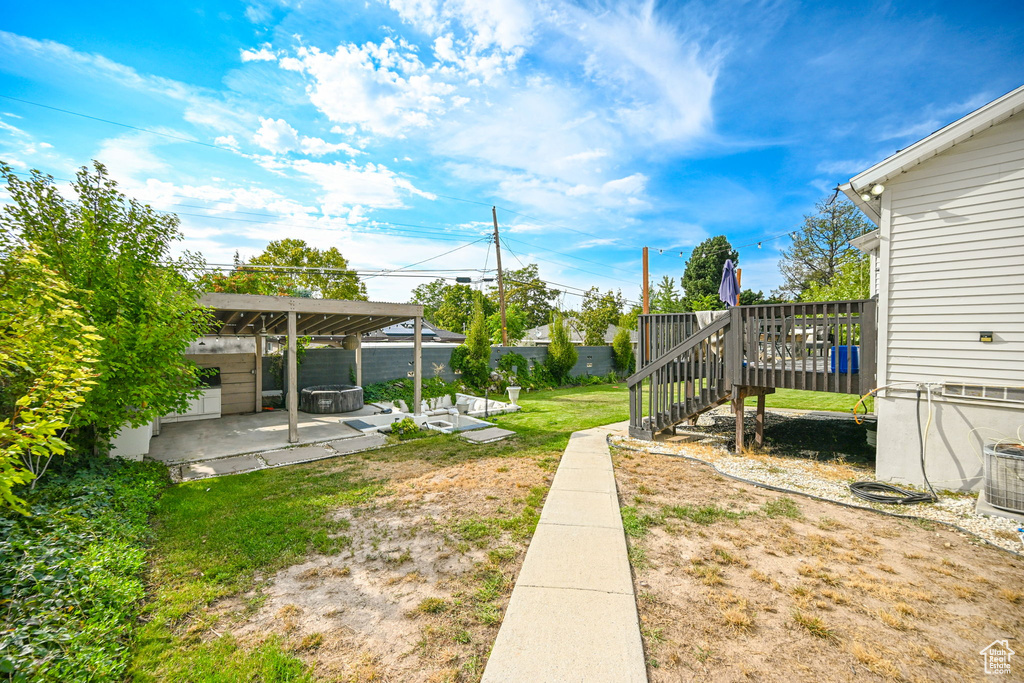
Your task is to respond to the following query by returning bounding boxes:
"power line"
[0,94,236,151]
[362,236,490,281]
[503,235,636,277]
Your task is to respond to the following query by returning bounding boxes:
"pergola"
[197,293,424,443]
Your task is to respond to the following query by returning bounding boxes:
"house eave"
[849,229,880,253]
[840,182,881,226]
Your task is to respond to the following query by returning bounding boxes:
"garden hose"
[847,386,938,504]
[848,481,935,505]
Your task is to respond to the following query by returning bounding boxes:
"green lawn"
[132,383,631,680]
[132,381,868,679]
[743,388,872,413]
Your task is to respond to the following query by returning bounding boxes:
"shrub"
[362,377,457,410]
[391,417,421,439]
[0,458,167,681]
[544,314,577,384]
[451,296,492,390]
[612,325,635,375]
[0,240,100,512]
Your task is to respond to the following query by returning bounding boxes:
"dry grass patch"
[792,610,837,641]
[614,440,1024,683]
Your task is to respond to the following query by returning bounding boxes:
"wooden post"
[642,247,650,314]
[732,388,745,453]
[736,268,742,306]
[355,335,363,386]
[492,207,509,346]
[413,315,423,415]
[287,311,298,444]
[254,333,263,414]
[755,392,765,447]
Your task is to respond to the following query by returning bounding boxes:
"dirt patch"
[613,447,1024,681]
[213,456,549,681]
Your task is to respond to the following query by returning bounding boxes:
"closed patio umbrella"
[718,259,740,307]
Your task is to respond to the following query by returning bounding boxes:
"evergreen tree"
[545,313,578,383]
[775,198,872,300]
[651,275,685,313]
[681,236,738,311]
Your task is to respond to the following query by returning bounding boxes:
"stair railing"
[628,315,732,439]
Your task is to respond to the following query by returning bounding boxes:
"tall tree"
[249,238,366,300]
[651,275,685,313]
[494,264,558,329]
[775,198,872,300]
[681,235,738,311]
[411,279,496,332]
[199,251,303,296]
[409,278,450,322]
[487,304,528,345]
[800,253,871,302]
[0,162,211,446]
[579,287,625,345]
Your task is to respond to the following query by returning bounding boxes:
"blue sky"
[2,0,1022,305]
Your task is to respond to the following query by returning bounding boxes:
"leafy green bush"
[362,377,457,410]
[612,325,635,376]
[0,458,167,681]
[544,314,578,384]
[391,417,421,439]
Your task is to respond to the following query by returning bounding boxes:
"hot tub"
[299,384,364,414]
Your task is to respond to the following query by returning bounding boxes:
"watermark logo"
[981,640,1014,675]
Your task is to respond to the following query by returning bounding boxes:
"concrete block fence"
[262,345,616,392]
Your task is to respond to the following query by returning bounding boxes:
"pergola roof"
[197,293,424,338]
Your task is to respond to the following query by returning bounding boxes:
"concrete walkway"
[177,432,387,481]
[482,425,646,683]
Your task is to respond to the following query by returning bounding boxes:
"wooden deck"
[628,299,876,447]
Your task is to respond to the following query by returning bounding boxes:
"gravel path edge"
[609,436,1024,561]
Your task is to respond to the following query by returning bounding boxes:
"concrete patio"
[148,406,381,465]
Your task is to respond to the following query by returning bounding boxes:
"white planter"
[110,421,154,461]
[507,386,521,405]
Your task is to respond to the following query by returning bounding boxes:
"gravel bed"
[610,427,1024,556]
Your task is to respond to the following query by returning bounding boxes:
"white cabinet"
[161,387,222,423]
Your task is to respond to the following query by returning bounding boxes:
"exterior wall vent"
[943,383,1024,404]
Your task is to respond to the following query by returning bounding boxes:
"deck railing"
[628,299,877,438]
[637,312,697,369]
[732,299,876,395]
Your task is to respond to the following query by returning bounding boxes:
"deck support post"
[755,392,766,448]
[287,311,298,444]
[732,387,746,453]
[413,315,423,416]
[254,333,263,414]
[354,334,363,387]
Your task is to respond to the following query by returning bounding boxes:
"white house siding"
[885,112,1024,386]
[874,112,1024,491]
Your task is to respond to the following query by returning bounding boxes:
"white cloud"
[252,117,301,154]
[0,31,253,135]
[285,39,455,136]
[251,117,362,156]
[240,46,277,62]
[95,133,170,182]
[215,135,240,148]
[250,157,435,215]
[566,1,718,144]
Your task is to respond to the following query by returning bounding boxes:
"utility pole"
[492,206,509,346]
